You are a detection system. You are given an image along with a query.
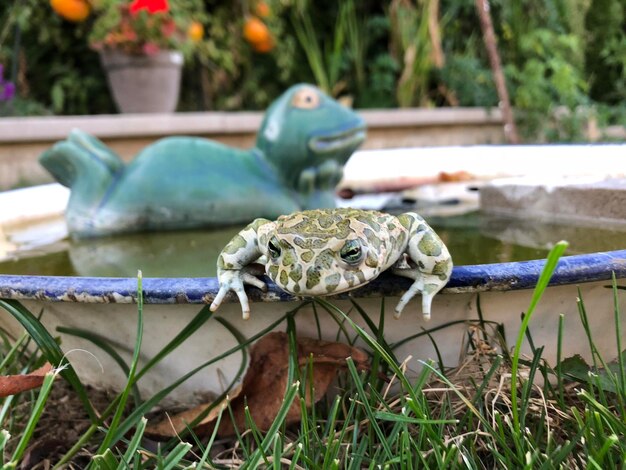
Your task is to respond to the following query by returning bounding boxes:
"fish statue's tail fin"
[39,129,124,187]
[39,129,125,223]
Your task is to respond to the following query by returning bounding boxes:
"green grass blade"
[320,395,342,465]
[157,316,250,453]
[420,360,497,438]
[314,298,422,407]
[392,319,500,350]
[611,272,625,394]
[9,370,58,465]
[91,448,118,469]
[289,442,304,469]
[313,299,355,345]
[95,272,145,455]
[195,405,225,469]
[373,411,456,425]
[134,304,215,383]
[57,305,301,466]
[511,241,568,429]
[0,331,28,372]
[345,357,393,459]
[161,441,192,469]
[0,429,9,454]
[119,416,147,466]
[241,381,300,469]
[0,299,97,421]
[286,312,300,387]
[109,311,291,447]
[350,298,398,365]
[65,302,218,458]
[244,403,270,467]
[556,313,565,406]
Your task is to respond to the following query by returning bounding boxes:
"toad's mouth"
[308,124,367,155]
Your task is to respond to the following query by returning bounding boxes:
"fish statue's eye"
[291,87,320,109]
[268,236,281,259]
[340,239,364,265]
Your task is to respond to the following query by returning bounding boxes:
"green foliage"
[0,0,114,115]
[436,0,625,140]
[180,0,301,111]
[505,28,590,140]
[0,0,622,139]
[389,0,435,107]
[509,30,588,110]
[290,0,349,97]
[438,54,498,107]
[584,0,625,105]
[0,97,51,117]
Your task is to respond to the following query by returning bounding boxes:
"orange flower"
[252,36,274,53]
[50,0,90,22]
[243,16,271,45]
[255,1,270,18]
[187,21,204,42]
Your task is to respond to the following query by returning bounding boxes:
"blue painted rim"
[1,249,625,305]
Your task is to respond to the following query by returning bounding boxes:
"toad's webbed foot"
[210,269,267,320]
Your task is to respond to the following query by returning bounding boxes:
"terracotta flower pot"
[100,50,183,114]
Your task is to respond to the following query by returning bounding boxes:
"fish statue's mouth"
[308,124,367,155]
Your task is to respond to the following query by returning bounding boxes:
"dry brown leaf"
[147,332,368,439]
[0,363,54,397]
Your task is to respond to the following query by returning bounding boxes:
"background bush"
[0,0,623,139]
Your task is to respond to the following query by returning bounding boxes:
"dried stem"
[474,0,520,144]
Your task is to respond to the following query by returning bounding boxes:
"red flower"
[129,0,169,15]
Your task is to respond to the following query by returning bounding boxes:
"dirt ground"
[9,381,116,469]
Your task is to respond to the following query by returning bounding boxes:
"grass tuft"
[0,248,624,467]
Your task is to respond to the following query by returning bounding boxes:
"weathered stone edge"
[0,108,503,143]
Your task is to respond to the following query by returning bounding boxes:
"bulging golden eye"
[340,239,364,266]
[291,87,320,109]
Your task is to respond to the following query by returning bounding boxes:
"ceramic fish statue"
[39,84,366,238]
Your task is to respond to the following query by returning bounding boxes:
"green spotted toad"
[210,208,453,320]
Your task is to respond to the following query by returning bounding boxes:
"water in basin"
[1,211,625,278]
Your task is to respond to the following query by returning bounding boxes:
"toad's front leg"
[392,213,453,320]
[210,218,272,320]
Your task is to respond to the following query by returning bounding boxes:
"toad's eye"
[340,240,363,265]
[268,236,281,259]
[291,88,320,109]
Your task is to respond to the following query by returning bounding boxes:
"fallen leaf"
[559,351,626,394]
[147,332,368,439]
[0,363,54,398]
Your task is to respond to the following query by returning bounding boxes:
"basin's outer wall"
[0,108,506,190]
[1,279,624,404]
